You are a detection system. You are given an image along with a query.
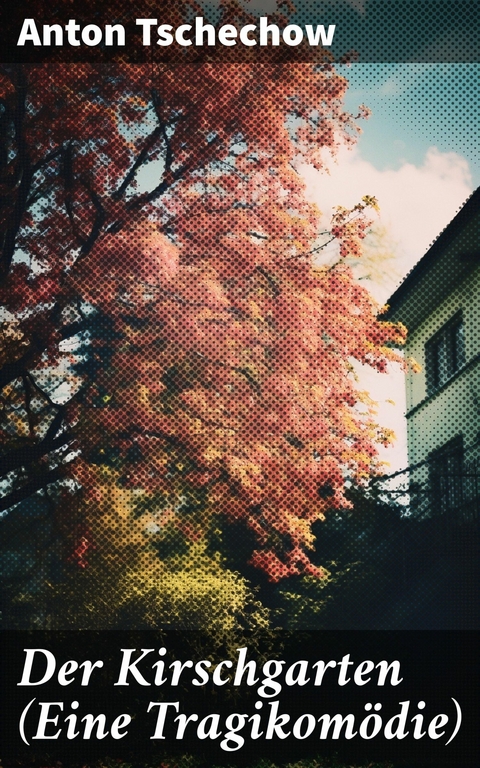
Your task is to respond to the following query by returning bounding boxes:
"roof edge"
[385,186,480,318]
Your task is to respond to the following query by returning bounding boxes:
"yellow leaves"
[249,300,264,321]
[279,511,317,550]
[138,385,150,406]
[310,384,325,403]
[228,455,263,488]
[203,445,223,463]
[1,379,33,438]
[393,320,408,341]
[1,381,21,404]
[194,307,214,323]
[0,320,29,368]
[356,389,378,409]
[68,472,270,630]
[349,450,375,468]
[120,538,270,632]
[361,194,380,212]
[407,356,422,374]
[190,417,205,435]
[340,414,363,439]
[1,409,31,439]
[375,427,396,447]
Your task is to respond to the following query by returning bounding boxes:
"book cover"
[0,2,478,767]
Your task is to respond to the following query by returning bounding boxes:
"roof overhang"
[384,188,480,332]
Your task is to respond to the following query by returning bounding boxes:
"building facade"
[386,188,480,517]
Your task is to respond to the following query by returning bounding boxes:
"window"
[425,313,465,395]
[429,436,464,514]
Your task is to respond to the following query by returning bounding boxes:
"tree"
[0,53,405,616]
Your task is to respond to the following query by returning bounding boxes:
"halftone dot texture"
[344,62,480,184]
[0,1,478,631]
[1,0,480,62]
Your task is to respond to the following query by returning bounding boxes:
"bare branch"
[112,123,164,202]
[0,467,65,514]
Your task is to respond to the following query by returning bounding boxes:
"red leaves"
[67,525,95,569]
[1,63,406,584]
[250,546,326,583]
[250,549,292,582]
[331,201,374,260]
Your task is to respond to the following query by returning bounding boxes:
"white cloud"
[301,146,473,472]
[301,145,473,300]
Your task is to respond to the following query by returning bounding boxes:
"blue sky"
[304,62,478,296]
[302,62,479,471]
[342,63,480,188]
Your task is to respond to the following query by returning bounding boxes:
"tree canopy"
[0,57,405,605]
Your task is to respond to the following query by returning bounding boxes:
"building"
[386,188,480,518]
